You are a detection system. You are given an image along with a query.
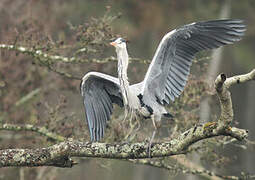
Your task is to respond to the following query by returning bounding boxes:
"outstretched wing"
[141,19,246,105]
[81,72,123,141]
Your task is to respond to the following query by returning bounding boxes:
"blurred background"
[0,0,255,179]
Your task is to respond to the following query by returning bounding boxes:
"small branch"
[0,44,209,65]
[131,151,255,180]
[225,69,255,88]
[0,44,210,80]
[0,44,152,79]
[0,88,66,142]
[0,123,66,142]
[47,65,81,80]
[131,158,229,180]
[0,88,41,123]
[0,44,151,64]
[14,88,41,107]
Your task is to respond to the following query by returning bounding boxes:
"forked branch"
[0,69,254,168]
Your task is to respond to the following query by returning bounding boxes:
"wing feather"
[81,72,123,141]
[84,96,94,138]
[142,19,245,105]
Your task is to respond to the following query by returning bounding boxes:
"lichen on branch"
[0,44,151,64]
[0,122,248,168]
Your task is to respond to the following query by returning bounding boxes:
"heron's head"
[110,38,127,50]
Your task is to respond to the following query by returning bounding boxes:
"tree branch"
[135,158,255,180]
[215,69,255,127]
[0,62,253,169]
[0,125,247,167]
[1,122,243,179]
[225,69,255,88]
[0,44,151,64]
[0,44,210,80]
[0,123,66,142]
[0,44,209,65]
[130,158,239,180]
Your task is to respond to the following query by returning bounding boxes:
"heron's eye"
[120,38,126,43]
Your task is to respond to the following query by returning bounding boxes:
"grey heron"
[81,19,245,143]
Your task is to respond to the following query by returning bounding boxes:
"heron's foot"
[203,122,217,129]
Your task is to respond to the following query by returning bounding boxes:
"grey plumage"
[81,19,246,141]
[81,72,123,141]
[142,19,245,106]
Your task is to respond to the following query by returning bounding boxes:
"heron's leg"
[123,105,129,121]
[147,115,159,158]
[147,129,157,158]
[134,113,141,132]
[124,109,140,141]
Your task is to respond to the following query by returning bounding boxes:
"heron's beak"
[110,42,116,46]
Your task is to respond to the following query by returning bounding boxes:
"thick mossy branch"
[0,124,247,167]
[215,73,234,127]
[215,69,255,127]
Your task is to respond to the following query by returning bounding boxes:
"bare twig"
[132,158,255,180]
[0,44,151,64]
[14,88,41,107]
[0,44,211,80]
[0,123,66,142]
[0,44,209,65]
[0,88,41,123]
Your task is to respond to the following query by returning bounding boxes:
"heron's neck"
[117,48,130,108]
